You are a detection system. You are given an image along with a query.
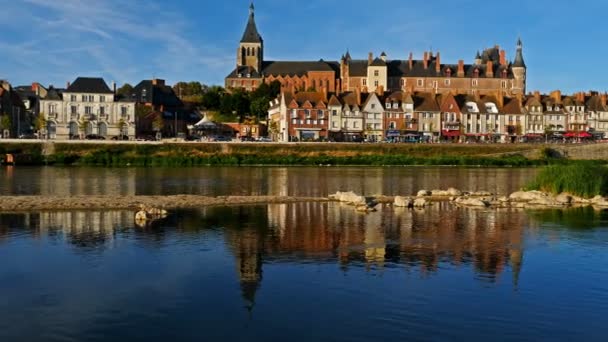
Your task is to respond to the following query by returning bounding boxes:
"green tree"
[152,114,164,132]
[116,83,134,97]
[34,114,47,132]
[0,114,11,132]
[250,97,270,120]
[118,118,127,135]
[202,86,224,110]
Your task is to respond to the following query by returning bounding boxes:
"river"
[0,166,607,341]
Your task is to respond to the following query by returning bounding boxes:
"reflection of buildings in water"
[265,202,527,283]
[38,211,132,247]
[38,168,137,196]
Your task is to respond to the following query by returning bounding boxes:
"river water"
[1,167,607,341]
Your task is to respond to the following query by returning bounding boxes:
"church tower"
[237,2,264,72]
[511,38,527,95]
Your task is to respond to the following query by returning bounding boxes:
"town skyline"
[1,0,608,93]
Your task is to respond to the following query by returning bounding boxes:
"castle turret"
[511,38,527,95]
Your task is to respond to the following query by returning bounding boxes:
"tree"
[79,118,89,136]
[0,115,11,135]
[250,97,270,120]
[34,114,47,132]
[118,118,127,135]
[116,83,134,97]
[201,86,224,110]
[152,114,164,132]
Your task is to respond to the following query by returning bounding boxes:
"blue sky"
[0,0,606,93]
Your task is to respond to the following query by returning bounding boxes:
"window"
[417,79,423,87]
[332,110,337,116]
[88,95,94,102]
[318,110,324,118]
[389,121,396,129]
[374,70,379,77]
[353,122,358,128]
[332,121,338,128]
[313,120,318,125]
[400,79,405,86]
[444,79,451,86]
[371,104,376,109]
[99,107,105,115]
[291,109,297,118]
[70,95,77,102]
[292,119,297,124]
[71,106,77,115]
[367,113,373,119]
[81,95,87,102]
[501,81,507,89]
[374,80,379,87]
[121,107,128,116]
[306,119,311,125]
[305,109,311,118]
[362,79,367,86]
[433,81,438,89]
[472,79,478,87]
[100,96,105,102]
[320,120,324,125]
[375,123,381,129]
[85,106,92,115]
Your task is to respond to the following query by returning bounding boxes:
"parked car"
[136,135,157,141]
[256,137,272,142]
[85,134,106,140]
[19,133,37,139]
[111,135,130,141]
[210,136,232,142]
[186,135,202,141]
[239,136,255,142]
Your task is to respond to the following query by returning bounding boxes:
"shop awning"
[441,130,461,137]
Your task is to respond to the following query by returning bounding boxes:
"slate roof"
[241,4,262,43]
[45,87,63,100]
[502,97,525,114]
[66,77,113,94]
[132,80,183,107]
[262,61,337,76]
[370,58,387,67]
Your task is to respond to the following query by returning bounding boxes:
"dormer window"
[473,69,479,78]
[238,73,242,78]
[502,70,508,78]
[446,69,452,77]
[247,73,251,78]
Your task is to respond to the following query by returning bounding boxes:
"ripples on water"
[0,166,537,197]
[1,203,608,341]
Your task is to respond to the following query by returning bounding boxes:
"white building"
[40,77,135,140]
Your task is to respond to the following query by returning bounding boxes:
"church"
[225,3,527,97]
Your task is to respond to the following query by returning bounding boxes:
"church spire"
[241,2,262,43]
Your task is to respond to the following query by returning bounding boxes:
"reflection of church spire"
[509,249,523,289]
[237,249,262,313]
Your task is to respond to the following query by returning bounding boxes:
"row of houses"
[267,89,608,143]
[0,77,204,140]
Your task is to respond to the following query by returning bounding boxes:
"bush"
[527,164,608,198]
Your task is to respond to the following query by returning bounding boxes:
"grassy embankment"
[0,142,595,167]
[526,163,608,198]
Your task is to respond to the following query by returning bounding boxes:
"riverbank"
[1,141,602,167]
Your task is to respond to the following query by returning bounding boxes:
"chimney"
[368,52,373,65]
[496,91,504,109]
[457,60,465,77]
[376,85,384,96]
[31,82,38,91]
[533,90,541,101]
[355,87,361,106]
[152,78,165,86]
[435,52,441,73]
[499,50,507,66]
[112,81,116,94]
[66,81,71,89]
[486,61,494,77]
[321,86,328,101]
[601,93,607,107]
[550,90,562,104]
[423,52,429,69]
[408,52,413,69]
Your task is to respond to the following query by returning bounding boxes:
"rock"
[394,196,414,208]
[446,188,463,196]
[431,190,450,197]
[592,196,608,207]
[498,196,510,203]
[135,210,148,221]
[414,198,429,208]
[331,191,367,205]
[509,190,549,202]
[471,191,493,197]
[555,193,573,205]
[571,196,590,204]
[528,196,564,207]
[417,190,431,197]
[455,197,490,207]
[356,204,377,212]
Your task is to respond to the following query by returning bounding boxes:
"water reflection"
[0,204,543,308]
[0,166,536,197]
